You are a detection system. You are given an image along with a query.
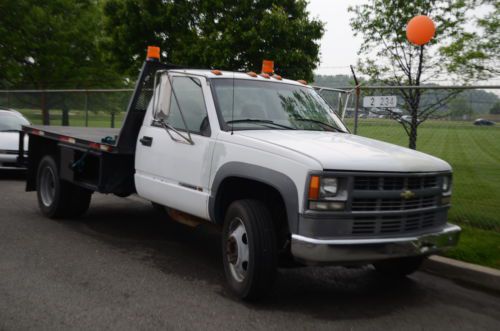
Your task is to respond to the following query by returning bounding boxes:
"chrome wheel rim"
[40,166,56,207]
[226,217,249,283]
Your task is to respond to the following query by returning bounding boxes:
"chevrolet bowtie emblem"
[400,190,416,200]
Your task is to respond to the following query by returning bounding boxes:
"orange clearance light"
[147,46,160,60]
[246,71,258,77]
[273,74,282,80]
[261,60,274,74]
[211,69,223,75]
[309,176,320,200]
[260,73,270,79]
[297,79,308,85]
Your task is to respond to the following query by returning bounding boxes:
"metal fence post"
[84,91,89,127]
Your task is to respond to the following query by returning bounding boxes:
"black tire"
[222,199,277,300]
[373,256,426,278]
[36,155,92,219]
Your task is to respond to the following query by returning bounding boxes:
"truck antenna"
[231,71,235,135]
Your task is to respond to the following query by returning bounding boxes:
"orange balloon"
[406,15,436,46]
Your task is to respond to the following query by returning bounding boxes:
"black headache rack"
[20,57,173,195]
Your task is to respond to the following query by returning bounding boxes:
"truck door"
[135,74,215,219]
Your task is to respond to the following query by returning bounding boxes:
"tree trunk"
[62,105,70,126]
[41,92,50,125]
[111,112,115,128]
[409,105,418,150]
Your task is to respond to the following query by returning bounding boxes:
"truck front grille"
[354,175,437,191]
[352,195,437,211]
[352,211,439,235]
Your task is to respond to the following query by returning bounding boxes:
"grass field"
[18,109,500,268]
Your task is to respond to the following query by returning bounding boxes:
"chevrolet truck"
[20,47,461,300]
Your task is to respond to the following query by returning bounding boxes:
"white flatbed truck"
[20,47,460,300]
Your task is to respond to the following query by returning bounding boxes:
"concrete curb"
[422,255,500,292]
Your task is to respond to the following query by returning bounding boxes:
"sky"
[307,0,367,77]
[307,0,499,86]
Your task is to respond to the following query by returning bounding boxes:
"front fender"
[209,162,299,233]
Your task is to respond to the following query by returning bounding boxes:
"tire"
[373,256,426,278]
[222,199,277,300]
[36,155,92,219]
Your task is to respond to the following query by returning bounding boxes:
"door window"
[168,76,210,136]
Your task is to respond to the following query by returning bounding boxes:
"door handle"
[140,136,153,146]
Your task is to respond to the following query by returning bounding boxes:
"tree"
[490,102,500,115]
[0,0,123,125]
[349,0,495,149]
[103,0,324,81]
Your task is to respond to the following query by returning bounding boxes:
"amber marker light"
[309,176,320,200]
[297,79,307,85]
[211,69,223,75]
[246,71,258,77]
[261,60,274,74]
[146,46,160,60]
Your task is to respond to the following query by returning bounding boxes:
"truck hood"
[0,131,28,151]
[237,130,451,172]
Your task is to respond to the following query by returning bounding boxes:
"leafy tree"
[0,0,123,125]
[448,97,473,120]
[103,0,324,81]
[490,102,500,115]
[349,0,495,149]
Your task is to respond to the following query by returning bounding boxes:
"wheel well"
[214,177,290,251]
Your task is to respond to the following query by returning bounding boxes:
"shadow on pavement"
[68,195,429,321]
[0,169,26,180]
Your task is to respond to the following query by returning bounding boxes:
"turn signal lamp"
[147,46,160,60]
[308,175,320,200]
[261,60,274,74]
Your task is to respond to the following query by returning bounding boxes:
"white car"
[0,109,29,169]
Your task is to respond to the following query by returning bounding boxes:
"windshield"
[212,79,348,132]
[0,113,30,131]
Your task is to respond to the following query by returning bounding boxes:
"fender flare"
[209,162,299,233]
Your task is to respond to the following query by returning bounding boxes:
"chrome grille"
[352,196,437,211]
[354,176,438,191]
[352,212,439,235]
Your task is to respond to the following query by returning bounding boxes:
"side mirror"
[154,72,172,120]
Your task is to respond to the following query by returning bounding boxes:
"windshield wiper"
[226,119,296,130]
[292,117,345,133]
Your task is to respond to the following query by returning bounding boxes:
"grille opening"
[354,176,438,191]
[352,196,437,212]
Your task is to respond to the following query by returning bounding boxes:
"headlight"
[442,176,452,193]
[320,177,338,197]
[308,175,346,211]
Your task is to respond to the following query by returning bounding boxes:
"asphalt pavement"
[1,174,499,330]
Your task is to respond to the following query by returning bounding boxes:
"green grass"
[445,226,500,269]
[19,109,500,268]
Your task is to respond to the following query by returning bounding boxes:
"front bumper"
[291,223,461,265]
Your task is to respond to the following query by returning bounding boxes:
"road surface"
[1,175,499,330]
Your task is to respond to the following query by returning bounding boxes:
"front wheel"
[373,256,426,278]
[222,199,277,300]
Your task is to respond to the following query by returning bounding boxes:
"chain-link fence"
[0,89,133,128]
[1,86,499,234]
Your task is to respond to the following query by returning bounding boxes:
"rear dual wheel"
[222,199,277,300]
[36,155,92,219]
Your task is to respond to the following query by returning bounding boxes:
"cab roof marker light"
[273,74,282,80]
[261,60,274,74]
[246,71,258,77]
[297,79,308,85]
[211,69,223,75]
[260,73,271,79]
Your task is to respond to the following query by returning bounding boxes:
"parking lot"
[1,174,499,330]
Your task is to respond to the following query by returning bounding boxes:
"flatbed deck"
[23,125,122,153]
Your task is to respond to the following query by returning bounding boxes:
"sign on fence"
[363,95,398,108]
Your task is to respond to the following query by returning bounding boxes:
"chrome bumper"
[291,223,461,265]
